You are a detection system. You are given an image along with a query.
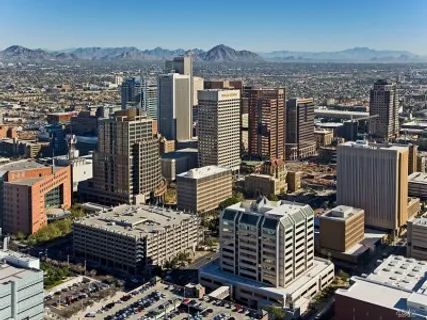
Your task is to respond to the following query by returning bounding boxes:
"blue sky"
[0,0,426,54]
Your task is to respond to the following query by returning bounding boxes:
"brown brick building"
[0,161,72,235]
[248,88,286,160]
[319,205,365,252]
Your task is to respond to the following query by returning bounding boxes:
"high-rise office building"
[80,109,164,205]
[165,55,194,106]
[142,84,158,119]
[121,77,143,109]
[248,88,286,160]
[337,140,409,233]
[197,89,241,172]
[286,98,316,160]
[369,79,399,140]
[157,73,192,141]
[193,76,204,106]
[199,197,334,312]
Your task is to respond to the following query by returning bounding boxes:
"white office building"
[0,240,44,320]
[199,197,334,316]
[197,89,241,172]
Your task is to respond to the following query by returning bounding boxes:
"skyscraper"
[81,108,164,205]
[165,55,194,106]
[142,83,157,119]
[121,77,142,109]
[369,79,399,140]
[285,98,316,160]
[197,89,241,172]
[248,88,286,160]
[157,73,192,141]
[337,140,409,233]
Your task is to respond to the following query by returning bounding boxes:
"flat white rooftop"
[368,255,427,291]
[74,204,199,238]
[321,205,363,220]
[409,172,427,184]
[177,165,231,180]
[336,255,427,315]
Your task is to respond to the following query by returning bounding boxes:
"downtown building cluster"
[2,47,427,320]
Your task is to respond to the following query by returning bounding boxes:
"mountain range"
[0,44,426,62]
[0,44,262,62]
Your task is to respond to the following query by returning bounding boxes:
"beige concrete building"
[408,144,418,174]
[199,197,334,314]
[157,73,192,141]
[80,109,164,206]
[319,206,365,252]
[245,174,280,197]
[407,217,427,260]
[314,130,333,148]
[337,140,409,232]
[261,158,287,193]
[287,171,303,192]
[193,76,204,106]
[177,166,232,214]
[408,172,427,198]
[73,204,202,274]
[418,153,426,172]
[197,89,241,172]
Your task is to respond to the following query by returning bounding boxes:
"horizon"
[1,0,426,55]
[0,44,423,55]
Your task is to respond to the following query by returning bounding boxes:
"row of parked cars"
[104,288,164,319]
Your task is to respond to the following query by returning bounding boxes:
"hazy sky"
[1,0,426,54]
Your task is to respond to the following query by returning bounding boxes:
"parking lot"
[45,278,117,318]
[82,280,266,320]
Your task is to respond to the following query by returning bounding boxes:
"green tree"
[338,270,350,282]
[268,194,279,201]
[219,197,240,210]
[262,306,285,320]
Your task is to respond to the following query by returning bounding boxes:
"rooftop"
[321,205,363,220]
[0,263,41,283]
[224,197,313,228]
[368,255,427,292]
[74,204,199,238]
[177,165,231,179]
[341,140,408,152]
[412,217,427,227]
[336,255,427,316]
[409,172,427,184]
[0,160,45,173]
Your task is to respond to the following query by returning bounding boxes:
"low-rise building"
[161,148,198,182]
[73,204,203,274]
[319,205,365,252]
[245,174,280,197]
[0,160,72,235]
[407,216,427,260]
[314,130,333,148]
[286,171,302,192]
[0,242,44,320]
[261,159,287,193]
[177,166,232,214]
[408,172,427,198]
[335,255,427,319]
